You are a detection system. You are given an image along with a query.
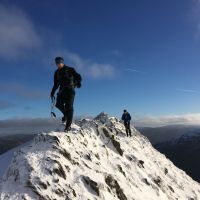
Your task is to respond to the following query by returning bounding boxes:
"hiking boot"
[64,126,71,132]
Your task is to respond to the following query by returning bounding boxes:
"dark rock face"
[26,179,46,199]
[102,127,123,156]
[117,165,126,177]
[111,136,123,156]
[164,168,168,175]
[52,160,66,180]
[102,127,111,138]
[153,176,162,187]
[105,175,127,200]
[38,180,48,189]
[168,185,174,193]
[138,160,144,168]
[82,176,99,196]
[143,178,150,186]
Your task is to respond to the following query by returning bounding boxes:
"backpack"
[73,71,82,88]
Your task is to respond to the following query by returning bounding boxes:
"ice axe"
[51,96,56,118]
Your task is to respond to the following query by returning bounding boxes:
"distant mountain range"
[137,125,200,145]
[0,134,35,155]
[138,125,200,182]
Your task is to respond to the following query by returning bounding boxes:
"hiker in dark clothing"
[50,57,82,132]
[121,110,132,137]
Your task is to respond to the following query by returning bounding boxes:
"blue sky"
[1,0,200,125]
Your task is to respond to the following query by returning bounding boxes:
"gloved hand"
[76,82,81,88]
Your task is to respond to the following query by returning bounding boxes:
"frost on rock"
[1,113,200,200]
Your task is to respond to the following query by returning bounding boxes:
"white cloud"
[0,4,42,59]
[89,63,115,78]
[52,50,116,79]
[134,113,200,127]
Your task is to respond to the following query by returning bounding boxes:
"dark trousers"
[124,121,131,137]
[56,88,75,129]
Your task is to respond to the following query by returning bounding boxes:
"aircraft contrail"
[176,88,200,94]
[124,68,147,74]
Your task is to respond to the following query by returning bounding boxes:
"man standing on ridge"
[50,57,82,132]
[121,110,132,137]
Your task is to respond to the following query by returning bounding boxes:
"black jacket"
[51,65,81,96]
[122,112,131,122]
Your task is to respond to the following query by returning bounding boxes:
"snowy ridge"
[0,113,200,200]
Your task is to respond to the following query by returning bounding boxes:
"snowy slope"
[0,140,32,180]
[0,113,200,200]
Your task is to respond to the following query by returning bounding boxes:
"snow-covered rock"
[0,114,200,200]
[0,141,32,181]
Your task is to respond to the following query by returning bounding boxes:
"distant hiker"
[121,110,132,137]
[50,57,82,132]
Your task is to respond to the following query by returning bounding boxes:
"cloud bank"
[134,113,200,127]
[1,113,200,132]
[0,116,90,136]
[0,3,42,59]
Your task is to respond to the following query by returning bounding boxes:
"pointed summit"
[94,112,110,124]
